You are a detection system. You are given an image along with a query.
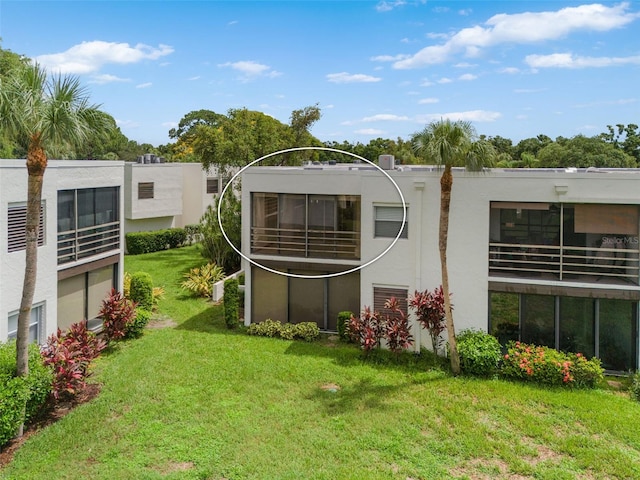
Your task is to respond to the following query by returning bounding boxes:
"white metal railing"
[58,221,120,264]
[251,226,360,259]
[489,242,640,284]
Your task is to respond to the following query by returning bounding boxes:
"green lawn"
[2,245,640,479]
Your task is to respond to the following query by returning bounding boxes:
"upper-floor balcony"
[489,202,640,286]
[251,193,360,261]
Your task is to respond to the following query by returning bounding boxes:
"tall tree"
[0,63,110,435]
[411,119,496,375]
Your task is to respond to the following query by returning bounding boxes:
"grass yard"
[2,245,640,479]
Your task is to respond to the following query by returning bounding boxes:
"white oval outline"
[218,146,407,279]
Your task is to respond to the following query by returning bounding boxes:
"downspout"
[413,181,425,352]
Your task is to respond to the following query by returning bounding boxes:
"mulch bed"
[0,383,102,468]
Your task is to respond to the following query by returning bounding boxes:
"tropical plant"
[99,289,138,342]
[199,195,241,273]
[382,297,413,355]
[409,286,449,354]
[347,306,385,356]
[457,329,502,377]
[411,119,496,374]
[223,278,239,329]
[0,62,111,435]
[181,263,226,298]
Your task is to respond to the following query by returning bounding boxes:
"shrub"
[501,341,603,388]
[457,329,502,377]
[280,323,296,340]
[238,273,245,285]
[223,278,239,329]
[409,286,449,354]
[294,322,320,342]
[0,375,28,447]
[181,263,225,298]
[630,372,640,402]
[337,311,353,342]
[126,308,151,339]
[347,307,384,356]
[166,228,187,249]
[123,271,131,298]
[184,224,202,244]
[247,319,282,338]
[41,321,106,400]
[126,228,187,254]
[152,286,165,307]
[0,342,53,440]
[383,297,413,355]
[130,272,153,311]
[99,289,138,342]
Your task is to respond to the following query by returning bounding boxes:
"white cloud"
[525,52,640,68]
[355,128,386,135]
[362,114,410,122]
[437,77,453,84]
[393,3,639,69]
[573,98,637,108]
[415,110,502,123]
[454,62,477,68]
[35,41,174,74]
[458,73,477,81]
[218,60,282,81]
[326,72,382,83]
[115,119,140,128]
[370,54,409,62]
[418,97,439,104]
[188,75,201,81]
[136,82,152,89]
[420,79,434,87]
[228,20,238,26]
[375,0,406,12]
[499,67,520,74]
[88,74,129,84]
[459,9,473,16]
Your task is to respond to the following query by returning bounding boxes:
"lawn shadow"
[174,304,246,337]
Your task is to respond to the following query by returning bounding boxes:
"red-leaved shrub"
[409,286,450,354]
[99,288,137,342]
[41,320,106,400]
[348,306,384,355]
[383,297,414,354]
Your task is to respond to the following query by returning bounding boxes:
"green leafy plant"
[337,311,353,342]
[126,308,151,339]
[247,319,283,338]
[99,288,138,342]
[246,319,320,342]
[126,228,188,254]
[630,372,640,402]
[501,341,603,388]
[347,306,384,356]
[457,329,502,377]
[181,263,225,298]
[130,272,154,311]
[223,278,239,329]
[293,322,320,342]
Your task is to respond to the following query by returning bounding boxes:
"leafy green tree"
[411,119,496,375]
[601,124,640,165]
[537,135,635,168]
[199,189,241,273]
[0,63,111,428]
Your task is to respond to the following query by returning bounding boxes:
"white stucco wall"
[242,165,640,350]
[124,163,183,220]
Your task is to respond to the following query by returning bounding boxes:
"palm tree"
[411,119,496,374]
[0,63,110,428]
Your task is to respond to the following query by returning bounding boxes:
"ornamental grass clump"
[501,341,603,388]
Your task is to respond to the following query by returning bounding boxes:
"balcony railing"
[489,242,640,285]
[58,221,120,265]
[251,227,360,260]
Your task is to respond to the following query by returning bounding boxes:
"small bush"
[280,323,296,340]
[501,341,603,388]
[383,297,413,355]
[184,224,202,244]
[630,372,640,402]
[126,308,151,339]
[337,311,353,341]
[123,271,131,298]
[130,272,153,311]
[238,273,245,285]
[152,286,165,307]
[181,263,225,298]
[293,322,320,342]
[41,321,106,400]
[99,289,138,342]
[457,329,502,377]
[247,319,282,338]
[223,278,239,329]
[166,228,187,249]
[0,375,28,447]
[126,228,187,254]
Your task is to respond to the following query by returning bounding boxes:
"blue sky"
[1,1,638,147]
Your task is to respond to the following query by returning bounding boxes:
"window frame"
[8,302,45,344]
[374,205,408,239]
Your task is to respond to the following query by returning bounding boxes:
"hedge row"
[125,228,188,255]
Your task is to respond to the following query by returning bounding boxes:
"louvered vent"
[8,203,45,253]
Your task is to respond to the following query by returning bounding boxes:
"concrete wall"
[124,163,183,221]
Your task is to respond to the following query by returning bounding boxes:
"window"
[138,182,154,199]
[8,303,44,344]
[7,202,45,252]
[374,206,407,239]
[206,178,219,194]
[373,286,408,318]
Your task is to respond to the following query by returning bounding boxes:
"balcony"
[58,221,120,265]
[489,242,640,285]
[251,226,360,260]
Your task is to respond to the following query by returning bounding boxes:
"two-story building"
[241,161,640,372]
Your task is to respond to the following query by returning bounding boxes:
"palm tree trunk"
[15,140,47,437]
[439,165,461,375]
